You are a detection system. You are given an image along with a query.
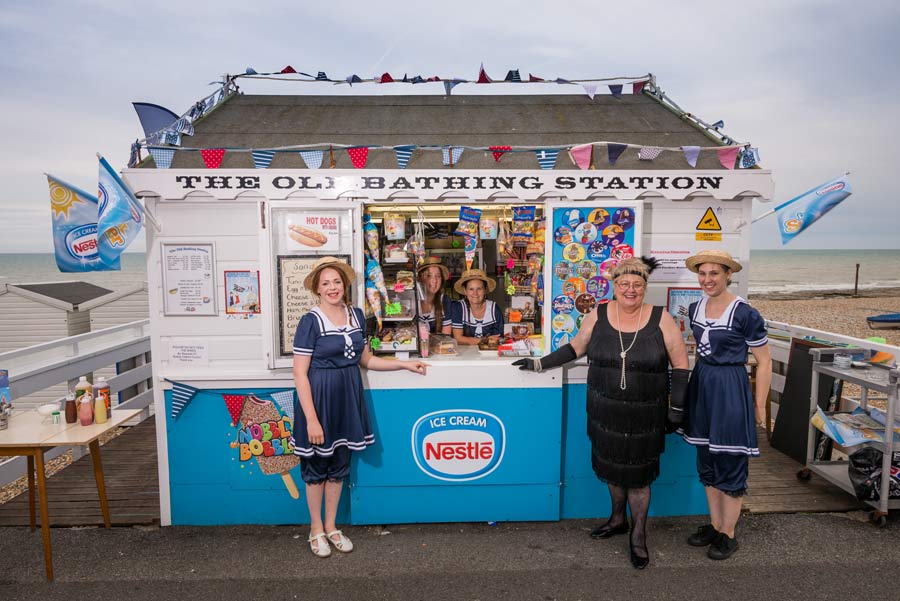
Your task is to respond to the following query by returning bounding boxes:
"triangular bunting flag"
[555,78,571,84]
[607,143,627,166]
[528,74,545,82]
[608,84,623,98]
[223,394,246,427]
[270,390,296,424]
[568,144,592,170]
[201,148,225,168]
[711,120,725,129]
[442,147,464,166]
[245,67,258,75]
[535,149,560,170]
[444,80,464,95]
[128,141,141,168]
[632,81,646,95]
[280,65,297,74]
[299,150,324,170]
[316,71,329,81]
[346,74,362,85]
[168,380,200,420]
[394,145,416,169]
[582,84,597,99]
[681,146,701,168]
[740,147,760,169]
[717,147,740,170]
[251,150,275,169]
[409,75,425,84]
[637,146,662,161]
[171,117,194,136]
[377,72,394,83]
[490,145,512,162]
[347,147,369,169]
[477,63,492,83]
[149,147,175,169]
[504,69,521,82]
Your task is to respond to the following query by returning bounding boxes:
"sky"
[1,0,898,253]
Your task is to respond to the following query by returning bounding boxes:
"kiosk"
[125,91,774,526]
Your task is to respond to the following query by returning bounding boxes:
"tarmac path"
[1,512,897,600]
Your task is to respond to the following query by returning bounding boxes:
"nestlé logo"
[411,409,505,481]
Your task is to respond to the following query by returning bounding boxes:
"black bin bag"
[848,447,900,501]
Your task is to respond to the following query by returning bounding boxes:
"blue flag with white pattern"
[168,379,201,420]
[776,175,852,244]
[47,175,120,272]
[252,150,275,169]
[442,146,464,166]
[394,145,415,169]
[534,149,559,170]
[97,155,145,266]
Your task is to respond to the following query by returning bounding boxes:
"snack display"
[429,334,458,356]
[395,270,415,289]
[288,224,328,247]
[455,206,482,238]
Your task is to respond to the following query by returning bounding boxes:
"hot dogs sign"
[286,212,340,252]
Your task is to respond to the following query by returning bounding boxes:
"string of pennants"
[235,64,652,98]
[166,378,296,423]
[146,141,761,170]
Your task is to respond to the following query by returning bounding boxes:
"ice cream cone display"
[237,395,301,499]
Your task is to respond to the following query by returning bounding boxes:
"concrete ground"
[1,512,897,600]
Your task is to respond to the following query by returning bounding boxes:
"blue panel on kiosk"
[351,386,562,523]
[165,388,327,525]
[559,383,707,518]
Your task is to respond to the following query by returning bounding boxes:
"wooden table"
[0,408,141,581]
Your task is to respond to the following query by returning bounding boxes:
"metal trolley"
[801,347,900,526]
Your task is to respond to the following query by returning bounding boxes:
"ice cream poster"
[224,393,302,499]
[225,270,261,315]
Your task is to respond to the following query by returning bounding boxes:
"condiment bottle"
[79,393,94,426]
[64,391,78,424]
[93,390,108,424]
[74,376,92,403]
[93,376,111,416]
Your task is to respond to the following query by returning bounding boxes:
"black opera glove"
[668,368,691,427]
[512,343,577,372]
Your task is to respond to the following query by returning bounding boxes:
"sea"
[0,250,899,296]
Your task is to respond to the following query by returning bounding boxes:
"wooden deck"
[0,420,863,527]
[0,418,159,527]
[744,429,864,514]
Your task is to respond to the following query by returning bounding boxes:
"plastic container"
[418,321,430,358]
[93,391,108,424]
[74,376,92,403]
[79,394,94,426]
[64,391,78,424]
[93,376,111,416]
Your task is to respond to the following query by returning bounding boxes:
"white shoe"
[308,532,331,558]
[327,529,354,553]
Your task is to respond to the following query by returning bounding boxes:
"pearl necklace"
[615,301,645,390]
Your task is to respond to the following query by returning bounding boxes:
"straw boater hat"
[416,256,450,280]
[454,269,497,295]
[685,250,743,273]
[303,256,357,291]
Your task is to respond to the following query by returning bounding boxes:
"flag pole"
[96,153,163,233]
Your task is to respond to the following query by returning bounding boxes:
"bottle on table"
[93,390,108,424]
[93,376,111,416]
[79,393,94,426]
[64,391,78,424]
[74,376,92,403]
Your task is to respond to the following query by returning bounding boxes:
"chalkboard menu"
[276,255,350,357]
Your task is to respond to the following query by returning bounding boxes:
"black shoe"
[629,538,649,569]
[707,532,739,560]
[590,521,629,539]
[687,524,719,547]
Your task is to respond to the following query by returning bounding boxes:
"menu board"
[161,243,217,316]
[548,206,638,351]
[277,255,350,357]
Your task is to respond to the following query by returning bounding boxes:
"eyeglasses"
[615,281,646,291]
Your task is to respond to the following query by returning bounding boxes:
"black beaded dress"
[586,304,669,488]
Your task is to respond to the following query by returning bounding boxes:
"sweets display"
[429,334,458,356]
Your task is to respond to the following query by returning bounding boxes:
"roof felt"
[16,282,113,307]
[163,93,729,170]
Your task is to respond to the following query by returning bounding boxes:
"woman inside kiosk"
[450,269,504,346]
[417,256,453,335]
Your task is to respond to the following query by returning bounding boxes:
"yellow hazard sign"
[696,207,722,231]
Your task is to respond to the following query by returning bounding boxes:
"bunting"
[490,145,512,162]
[477,63,492,83]
[394,145,415,169]
[245,67,258,75]
[377,72,394,83]
[346,74,362,85]
[167,379,201,420]
[638,146,662,161]
[251,150,275,169]
[608,84,623,98]
[528,74,544,82]
[740,147,760,169]
[443,80,462,95]
[632,81,646,95]
[149,147,175,169]
[504,69,521,82]
[223,393,246,426]
[534,149,560,170]
[569,144,592,170]
[270,390,296,424]
[582,84,597,100]
[442,146,464,166]
[201,148,225,168]
[347,147,369,169]
[607,143,627,166]
[128,141,141,168]
[717,146,740,170]
[299,149,324,170]
[171,117,195,136]
[280,65,297,74]
[681,146,701,168]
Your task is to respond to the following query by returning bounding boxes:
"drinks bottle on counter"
[74,376,92,403]
[79,393,94,426]
[93,376,111,416]
[93,389,108,424]
[64,391,78,424]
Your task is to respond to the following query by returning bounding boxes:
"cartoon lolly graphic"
[464,235,477,270]
[363,214,380,260]
[239,395,301,499]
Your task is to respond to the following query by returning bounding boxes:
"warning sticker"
[696,207,722,231]
[695,232,723,242]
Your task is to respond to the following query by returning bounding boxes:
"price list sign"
[161,243,217,316]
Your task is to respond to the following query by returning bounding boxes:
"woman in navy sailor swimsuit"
[681,250,771,561]
[293,257,428,558]
[450,269,504,345]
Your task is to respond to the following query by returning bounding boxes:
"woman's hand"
[405,361,429,375]
[755,404,766,429]
[307,420,325,446]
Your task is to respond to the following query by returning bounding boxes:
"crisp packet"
[455,206,482,238]
[512,205,536,241]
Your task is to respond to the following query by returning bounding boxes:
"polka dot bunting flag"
[347,147,369,169]
[223,394,246,426]
[490,146,511,162]
[201,148,225,169]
